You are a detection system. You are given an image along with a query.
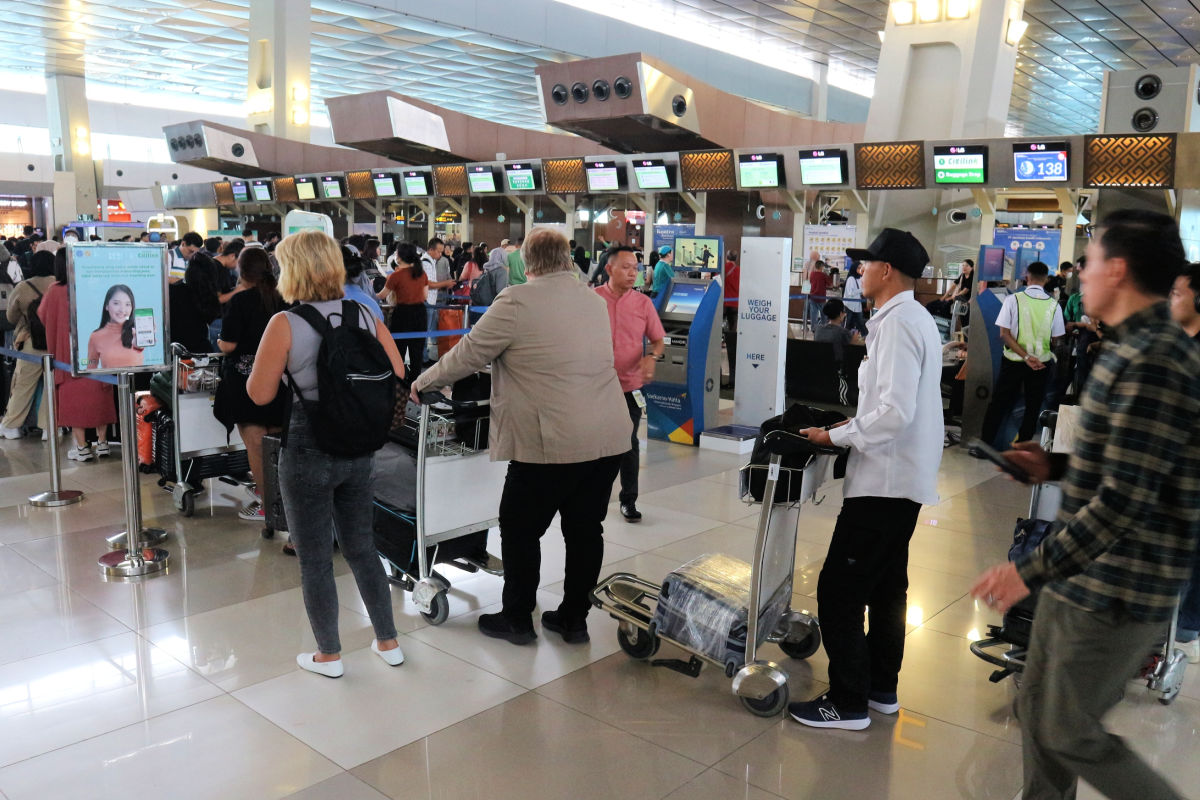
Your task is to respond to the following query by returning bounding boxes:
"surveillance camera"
[571,82,589,103]
[1134,74,1162,100]
[592,79,610,101]
[671,94,687,117]
[551,83,569,105]
[614,76,633,99]
[231,143,246,158]
[1131,107,1159,132]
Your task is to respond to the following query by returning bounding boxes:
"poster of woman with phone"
[87,284,145,369]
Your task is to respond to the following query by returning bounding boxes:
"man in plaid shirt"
[972,209,1200,800]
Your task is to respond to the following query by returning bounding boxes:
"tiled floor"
[0,420,1196,800]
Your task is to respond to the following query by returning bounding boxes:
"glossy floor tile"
[0,585,129,666]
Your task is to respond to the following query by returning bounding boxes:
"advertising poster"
[802,224,857,269]
[673,236,723,272]
[653,224,695,254]
[68,243,169,375]
[992,227,1060,278]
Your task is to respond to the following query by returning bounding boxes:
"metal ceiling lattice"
[1,0,1199,138]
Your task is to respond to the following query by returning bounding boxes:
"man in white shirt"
[169,232,203,283]
[790,228,944,731]
[421,237,445,360]
[977,261,1066,448]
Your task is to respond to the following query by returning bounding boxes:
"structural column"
[46,74,99,229]
[247,0,312,142]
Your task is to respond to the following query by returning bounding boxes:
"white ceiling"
[1,0,1198,139]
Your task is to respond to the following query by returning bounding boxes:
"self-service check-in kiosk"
[643,278,723,445]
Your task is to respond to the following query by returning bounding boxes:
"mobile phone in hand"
[968,439,1031,483]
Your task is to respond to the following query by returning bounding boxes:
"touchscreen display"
[663,283,707,316]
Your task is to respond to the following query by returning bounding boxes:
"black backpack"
[469,269,501,307]
[286,301,396,457]
[27,283,47,351]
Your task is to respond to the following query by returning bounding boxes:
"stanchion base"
[106,527,168,550]
[98,547,170,580]
[28,489,84,508]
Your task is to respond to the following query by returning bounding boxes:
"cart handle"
[760,429,845,457]
[415,390,488,410]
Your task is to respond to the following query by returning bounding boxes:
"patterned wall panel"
[543,158,586,195]
[213,181,234,206]
[433,164,469,197]
[680,150,736,192]
[1084,134,1176,188]
[347,170,375,200]
[273,177,298,204]
[854,142,925,190]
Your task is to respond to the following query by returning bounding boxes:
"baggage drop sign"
[734,238,792,427]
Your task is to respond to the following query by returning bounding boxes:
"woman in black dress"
[214,247,288,522]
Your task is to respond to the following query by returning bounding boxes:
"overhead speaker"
[1102,66,1200,133]
[231,143,245,158]
[551,83,569,105]
[592,79,610,101]
[571,82,589,103]
[671,94,687,117]
[1135,74,1161,100]
[1132,107,1159,132]
[614,76,633,99]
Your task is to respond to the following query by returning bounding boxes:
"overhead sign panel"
[933,145,987,184]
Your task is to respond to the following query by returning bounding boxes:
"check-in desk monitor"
[644,278,723,446]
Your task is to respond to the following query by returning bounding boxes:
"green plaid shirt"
[1016,302,1200,622]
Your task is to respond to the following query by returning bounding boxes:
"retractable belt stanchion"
[98,372,168,579]
[28,354,84,507]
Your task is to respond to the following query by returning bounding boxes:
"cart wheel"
[740,685,789,717]
[420,591,450,625]
[779,625,822,660]
[261,526,274,540]
[180,491,195,517]
[617,626,660,660]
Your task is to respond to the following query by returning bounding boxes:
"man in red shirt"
[807,260,830,334]
[723,253,740,387]
[596,246,666,522]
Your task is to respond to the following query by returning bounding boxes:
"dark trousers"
[618,392,641,506]
[389,303,426,381]
[723,307,738,385]
[817,496,921,712]
[497,455,622,625]
[981,358,1050,447]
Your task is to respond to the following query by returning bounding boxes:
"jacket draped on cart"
[38,282,117,429]
[411,270,631,464]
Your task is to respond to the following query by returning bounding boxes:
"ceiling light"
[891,1,915,24]
[291,108,309,125]
[1006,18,1028,46]
[291,84,308,102]
[946,0,970,19]
[916,0,940,22]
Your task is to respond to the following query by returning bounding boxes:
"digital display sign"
[231,181,250,203]
[403,171,430,196]
[663,282,708,316]
[798,149,848,185]
[1013,141,1070,182]
[585,160,624,192]
[320,176,344,199]
[295,179,316,201]
[737,153,785,188]
[632,158,672,190]
[933,145,988,184]
[467,166,498,193]
[250,179,273,202]
[504,163,540,192]
[371,173,398,197]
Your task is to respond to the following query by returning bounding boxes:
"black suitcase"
[373,499,489,579]
[261,434,287,534]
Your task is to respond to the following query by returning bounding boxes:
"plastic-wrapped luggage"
[651,553,790,669]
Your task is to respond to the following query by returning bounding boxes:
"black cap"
[846,228,929,279]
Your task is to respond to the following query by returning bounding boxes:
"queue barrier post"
[28,355,84,508]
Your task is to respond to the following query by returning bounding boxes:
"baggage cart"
[591,428,839,717]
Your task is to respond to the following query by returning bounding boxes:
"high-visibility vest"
[1003,291,1057,362]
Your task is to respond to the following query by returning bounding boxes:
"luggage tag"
[632,389,647,409]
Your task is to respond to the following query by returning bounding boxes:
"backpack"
[286,301,396,457]
[470,269,501,307]
[26,283,47,351]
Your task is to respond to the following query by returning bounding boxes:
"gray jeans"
[1018,592,1183,800]
[279,406,397,654]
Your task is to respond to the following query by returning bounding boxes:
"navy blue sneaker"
[867,691,900,714]
[788,694,870,730]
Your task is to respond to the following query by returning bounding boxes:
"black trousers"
[817,496,921,712]
[497,455,622,626]
[723,307,738,385]
[981,358,1050,447]
[618,392,641,506]
[389,304,427,381]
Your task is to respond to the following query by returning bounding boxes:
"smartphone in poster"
[67,242,169,375]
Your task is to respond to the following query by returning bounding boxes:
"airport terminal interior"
[3,1,1200,798]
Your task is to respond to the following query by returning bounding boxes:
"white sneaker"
[296,653,343,678]
[0,426,21,439]
[67,446,94,462]
[372,640,405,666]
[94,441,111,457]
[1177,639,1200,664]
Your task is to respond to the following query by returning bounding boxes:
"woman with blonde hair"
[248,230,407,677]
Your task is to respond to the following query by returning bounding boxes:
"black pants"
[723,307,738,385]
[619,392,642,506]
[497,455,622,626]
[817,496,921,712]
[389,303,426,381]
[981,358,1050,447]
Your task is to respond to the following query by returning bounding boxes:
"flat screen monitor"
[662,282,708,317]
[231,181,250,203]
[250,179,273,202]
[933,145,988,184]
[295,178,317,201]
[674,236,722,272]
[978,244,1007,282]
[403,171,430,196]
[372,173,398,197]
[504,163,540,192]
[798,148,848,185]
[320,176,344,199]
[585,160,625,192]
[737,153,785,189]
[1013,141,1069,182]
[632,158,673,190]
[467,166,498,193]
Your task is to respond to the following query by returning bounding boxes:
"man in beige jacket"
[413,228,631,645]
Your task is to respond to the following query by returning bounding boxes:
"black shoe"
[541,610,590,644]
[967,445,989,460]
[478,612,537,645]
[620,503,642,523]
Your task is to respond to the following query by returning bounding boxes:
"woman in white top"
[842,261,868,336]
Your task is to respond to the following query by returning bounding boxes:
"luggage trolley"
[377,389,504,625]
[152,345,251,517]
[591,430,837,717]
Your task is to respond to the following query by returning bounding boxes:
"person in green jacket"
[507,236,527,286]
[651,246,674,297]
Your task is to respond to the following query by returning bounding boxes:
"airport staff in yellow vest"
[978,261,1066,447]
